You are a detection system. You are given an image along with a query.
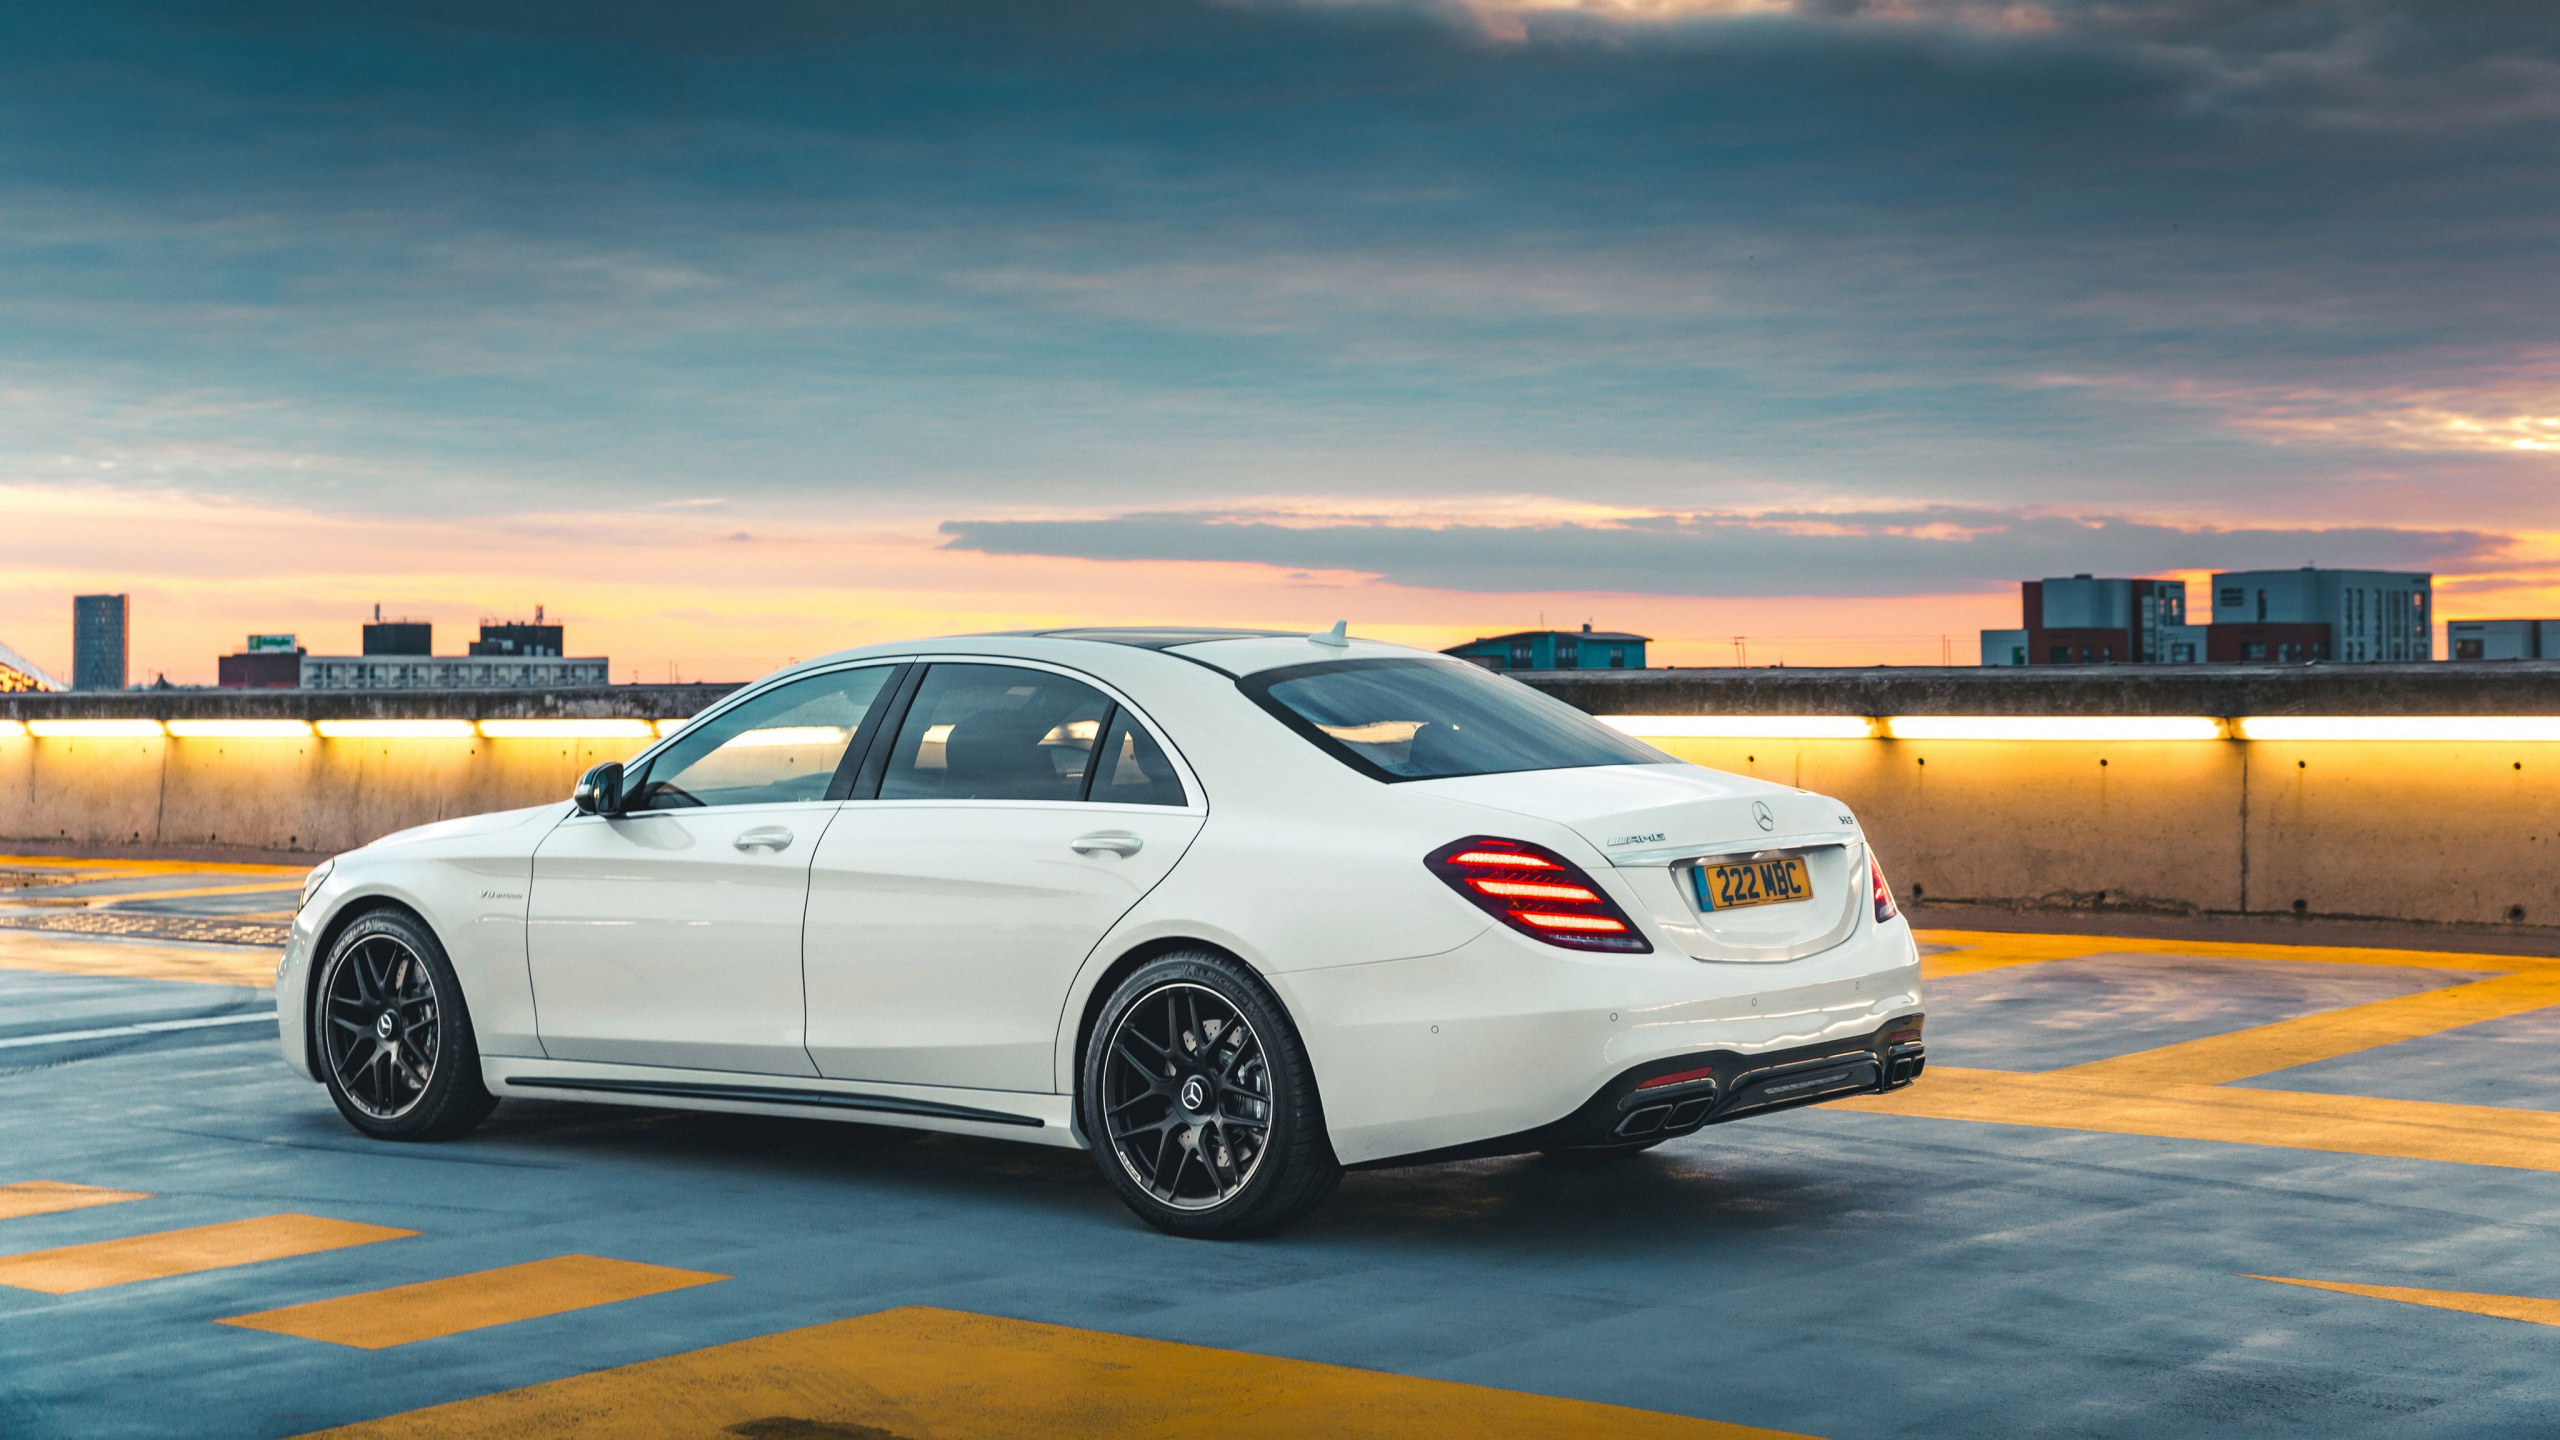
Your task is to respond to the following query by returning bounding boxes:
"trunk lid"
[1417,763,1866,961]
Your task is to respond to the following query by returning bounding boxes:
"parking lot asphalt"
[5,853,2560,1438]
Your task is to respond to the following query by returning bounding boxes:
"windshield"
[1241,658,1671,782]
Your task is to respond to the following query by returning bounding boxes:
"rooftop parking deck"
[5,861,2560,1437]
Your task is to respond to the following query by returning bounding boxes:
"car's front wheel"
[1081,951,1339,1239]
[312,909,498,1141]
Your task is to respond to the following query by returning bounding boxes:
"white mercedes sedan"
[280,628,1925,1237]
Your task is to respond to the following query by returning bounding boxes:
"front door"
[803,662,1204,1091]
[527,662,901,1074]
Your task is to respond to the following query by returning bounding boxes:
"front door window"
[632,667,892,809]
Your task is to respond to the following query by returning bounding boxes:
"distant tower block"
[72,593,128,691]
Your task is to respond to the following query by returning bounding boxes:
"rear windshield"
[1241,658,1671,782]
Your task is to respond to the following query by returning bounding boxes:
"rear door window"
[1242,657,1670,782]
[878,664,1115,802]
[1087,708,1187,806]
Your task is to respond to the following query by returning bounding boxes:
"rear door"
[802,661,1204,1091]
[526,663,902,1073]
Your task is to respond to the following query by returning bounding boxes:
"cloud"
[940,506,2504,596]
[1392,0,2560,130]
[0,0,2555,532]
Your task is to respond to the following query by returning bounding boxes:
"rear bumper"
[1347,1014,1924,1169]
[1279,908,1923,1166]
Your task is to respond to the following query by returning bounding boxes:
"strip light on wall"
[0,719,25,738]
[654,718,691,737]
[1601,715,1876,740]
[477,719,657,739]
[2234,716,2560,742]
[721,725,849,748]
[313,720,478,739]
[1883,716,2226,742]
[26,719,166,738]
[167,720,314,738]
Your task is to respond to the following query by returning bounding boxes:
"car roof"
[1005,627,1304,650]
[776,627,1451,684]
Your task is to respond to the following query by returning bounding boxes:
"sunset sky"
[3,0,2555,683]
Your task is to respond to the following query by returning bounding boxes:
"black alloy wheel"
[313,909,497,1141]
[1105,983,1270,1209]
[1082,951,1338,1238]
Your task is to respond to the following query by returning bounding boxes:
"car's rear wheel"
[313,909,497,1141]
[1081,951,1339,1239]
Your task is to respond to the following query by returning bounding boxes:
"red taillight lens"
[1871,850,1899,924]
[1426,836,1651,953]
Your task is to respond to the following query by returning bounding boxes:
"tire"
[1540,1140,1665,1163]
[311,908,498,1142]
[1080,950,1340,1239]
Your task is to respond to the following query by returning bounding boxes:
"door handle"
[733,826,795,853]
[1071,832,1143,857]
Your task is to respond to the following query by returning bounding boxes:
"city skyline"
[2,1,2554,682]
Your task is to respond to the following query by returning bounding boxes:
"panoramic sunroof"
[1031,628,1304,650]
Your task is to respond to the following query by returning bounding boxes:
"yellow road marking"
[1835,1067,2560,1172]
[2247,1275,2560,1326]
[1914,928,2555,978]
[4,881,301,906]
[0,856,309,878]
[0,1214,412,1294]
[1916,931,2122,979]
[2061,971,2560,1087]
[0,929,278,987]
[0,1181,151,1221]
[223,1255,728,1350]
[298,1304,1816,1439]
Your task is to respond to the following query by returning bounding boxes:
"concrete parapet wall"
[1518,664,2560,931]
[0,686,740,856]
[1523,660,2560,717]
[2,671,2553,930]
[0,684,740,723]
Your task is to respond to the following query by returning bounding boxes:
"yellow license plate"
[1693,856,1813,912]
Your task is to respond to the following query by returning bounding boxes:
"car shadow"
[437,1100,1872,1253]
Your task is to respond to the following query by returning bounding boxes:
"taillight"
[1425,836,1651,953]
[1870,850,1899,924]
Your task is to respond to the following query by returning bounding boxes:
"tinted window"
[1089,709,1186,807]
[879,664,1113,802]
[1244,658,1669,782]
[632,666,893,809]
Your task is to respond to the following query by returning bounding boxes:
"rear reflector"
[1425,836,1651,954]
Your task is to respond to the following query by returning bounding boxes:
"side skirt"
[480,1058,1082,1148]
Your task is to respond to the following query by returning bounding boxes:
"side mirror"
[573,761,625,817]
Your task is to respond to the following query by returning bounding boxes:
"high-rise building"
[2207,568,2430,663]
[363,603,432,657]
[72,593,128,691]
[1443,624,1650,671]
[1979,576,2201,666]
[217,633,305,688]
[469,606,564,657]
[306,606,604,688]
